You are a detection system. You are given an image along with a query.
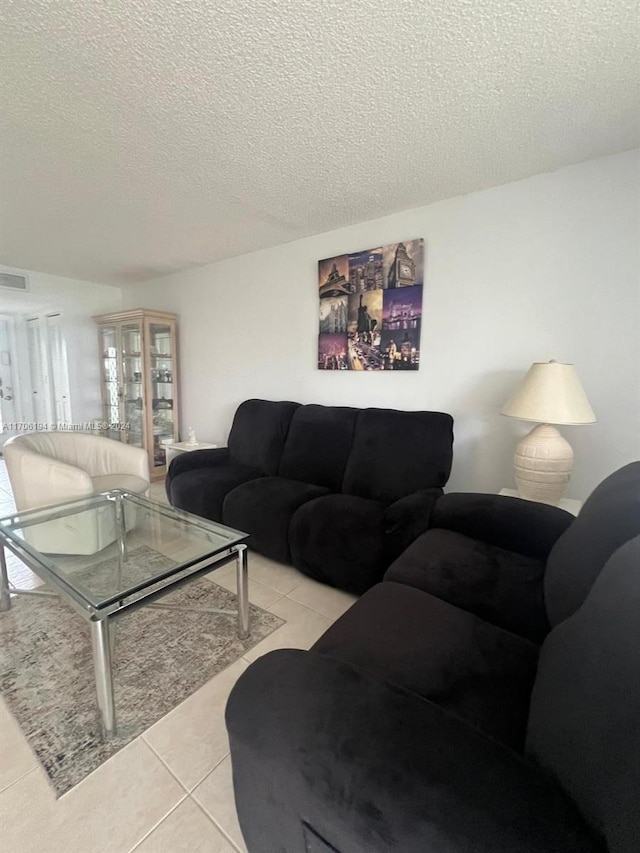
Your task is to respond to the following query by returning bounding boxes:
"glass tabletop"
[0,491,248,614]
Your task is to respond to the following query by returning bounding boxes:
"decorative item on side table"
[500,360,596,505]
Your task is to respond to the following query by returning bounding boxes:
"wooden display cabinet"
[93,309,179,480]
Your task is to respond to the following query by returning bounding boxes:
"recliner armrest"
[383,487,442,561]
[430,493,574,560]
[226,649,600,853]
[166,447,231,484]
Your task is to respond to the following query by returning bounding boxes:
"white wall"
[123,149,640,500]
[0,268,122,428]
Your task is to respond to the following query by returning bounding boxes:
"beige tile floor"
[0,461,357,852]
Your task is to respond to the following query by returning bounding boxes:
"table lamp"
[500,360,596,505]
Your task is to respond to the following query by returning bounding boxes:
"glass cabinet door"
[99,324,121,439]
[120,321,144,448]
[147,319,176,472]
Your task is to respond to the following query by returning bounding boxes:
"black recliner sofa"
[225,462,640,853]
[167,399,454,593]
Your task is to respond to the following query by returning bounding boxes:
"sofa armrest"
[166,447,230,484]
[100,441,149,482]
[78,437,149,483]
[383,487,443,561]
[430,493,574,560]
[226,649,600,853]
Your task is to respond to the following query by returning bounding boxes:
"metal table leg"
[115,493,128,565]
[0,545,11,611]
[91,619,117,736]
[235,544,249,639]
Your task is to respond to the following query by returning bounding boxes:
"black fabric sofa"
[166,399,454,593]
[225,462,640,853]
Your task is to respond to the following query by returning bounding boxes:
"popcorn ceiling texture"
[0,0,638,285]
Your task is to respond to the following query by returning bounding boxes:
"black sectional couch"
[167,398,454,593]
[226,462,640,853]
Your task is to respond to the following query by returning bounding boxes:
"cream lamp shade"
[500,361,596,505]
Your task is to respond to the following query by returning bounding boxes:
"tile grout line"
[188,751,247,852]
[126,791,190,853]
[140,735,192,794]
[281,591,345,621]
[140,733,231,795]
[186,750,231,795]
[0,764,39,796]
[283,594,349,621]
[189,792,246,853]
[191,750,231,788]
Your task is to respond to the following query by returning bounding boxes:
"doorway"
[0,313,72,443]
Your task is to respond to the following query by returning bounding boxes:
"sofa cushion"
[385,528,549,643]
[544,461,640,626]
[527,537,640,852]
[223,477,329,564]
[289,493,386,594]
[341,408,454,504]
[227,648,601,853]
[278,404,358,491]
[169,463,263,522]
[228,399,300,475]
[314,581,539,750]
[91,474,149,494]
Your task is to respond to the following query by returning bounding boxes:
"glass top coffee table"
[0,490,249,736]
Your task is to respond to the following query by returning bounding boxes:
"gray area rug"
[0,546,284,797]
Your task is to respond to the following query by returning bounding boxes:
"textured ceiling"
[0,0,638,285]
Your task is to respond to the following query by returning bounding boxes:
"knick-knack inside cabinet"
[93,309,179,480]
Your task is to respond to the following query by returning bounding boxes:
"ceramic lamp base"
[513,423,573,505]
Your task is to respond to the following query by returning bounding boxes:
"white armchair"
[3,432,150,555]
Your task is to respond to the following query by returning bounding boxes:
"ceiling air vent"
[0,272,29,291]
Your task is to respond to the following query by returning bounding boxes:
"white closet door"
[46,314,71,423]
[0,317,18,433]
[26,317,50,423]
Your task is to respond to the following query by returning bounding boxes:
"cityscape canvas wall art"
[318,238,424,370]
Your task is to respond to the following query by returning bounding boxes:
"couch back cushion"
[278,404,358,490]
[544,461,640,626]
[341,409,454,504]
[526,536,640,852]
[228,399,300,475]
